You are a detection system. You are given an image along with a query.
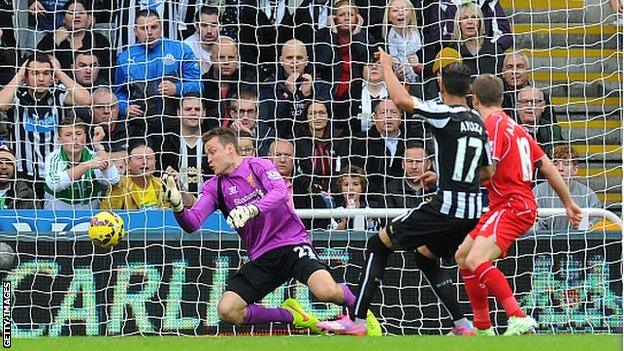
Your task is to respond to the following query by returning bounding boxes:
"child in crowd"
[330,165,381,231]
[44,118,119,209]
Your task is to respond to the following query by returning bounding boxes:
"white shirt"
[329,205,380,231]
[383,130,401,167]
[184,33,213,74]
[308,1,329,30]
[387,27,423,83]
[359,82,388,131]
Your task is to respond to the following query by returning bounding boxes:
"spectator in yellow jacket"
[101,144,168,210]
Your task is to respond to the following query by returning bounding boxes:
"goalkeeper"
[163,127,380,335]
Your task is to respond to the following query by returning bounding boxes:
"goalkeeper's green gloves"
[227,204,259,229]
[162,174,183,212]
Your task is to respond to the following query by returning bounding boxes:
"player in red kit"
[454,75,583,335]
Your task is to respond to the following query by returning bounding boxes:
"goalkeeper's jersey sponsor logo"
[233,188,264,207]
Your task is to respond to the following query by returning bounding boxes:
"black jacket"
[2,180,39,209]
[351,127,407,194]
[259,67,331,139]
[502,81,559,126]
[221,0,293,70]
[287,0,327,46]
[250,122,279,157]
[38,31,114,83]
[291,174,332,230]
[202,67,257,125]
[295,128,349,194]
[456,40,504,78]
[385,179,427,209]
[314,29,379,95]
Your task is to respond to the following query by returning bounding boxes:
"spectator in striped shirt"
[0,53,91,200]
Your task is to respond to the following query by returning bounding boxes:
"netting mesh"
[0,0,620,337]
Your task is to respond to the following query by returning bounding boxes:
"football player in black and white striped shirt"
[319,49,494,336]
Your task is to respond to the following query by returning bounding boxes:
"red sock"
[460,269,491,329]
[474,262,525,318]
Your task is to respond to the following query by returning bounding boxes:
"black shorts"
[226,244,328,304]
[387,204,478,259]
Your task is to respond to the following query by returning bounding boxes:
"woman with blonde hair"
[451,2,503,77]
[383,0,423,83]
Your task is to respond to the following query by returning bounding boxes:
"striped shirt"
[178,137,204,195]
[11,85,68,182]
[413,100,493,219]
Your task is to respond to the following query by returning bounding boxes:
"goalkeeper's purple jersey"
[174,157,310,260]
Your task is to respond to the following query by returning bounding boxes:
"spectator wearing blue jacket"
[115,9,201,146]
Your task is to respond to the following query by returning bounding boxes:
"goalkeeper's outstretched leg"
[216,263,381,335]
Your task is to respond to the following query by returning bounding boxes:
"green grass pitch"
[8,335,622,351]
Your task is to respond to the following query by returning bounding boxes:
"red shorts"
[469,205,536,256]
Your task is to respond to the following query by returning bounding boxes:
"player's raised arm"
[536,155,583,229]
[377,47,420,113]
[411,64,474,132]
[169,177,218,233]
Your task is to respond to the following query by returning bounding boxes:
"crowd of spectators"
[0,0,604,231]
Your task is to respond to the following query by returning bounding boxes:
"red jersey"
[484,111,545,210]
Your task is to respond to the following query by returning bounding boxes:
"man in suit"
[351,99,406,195]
